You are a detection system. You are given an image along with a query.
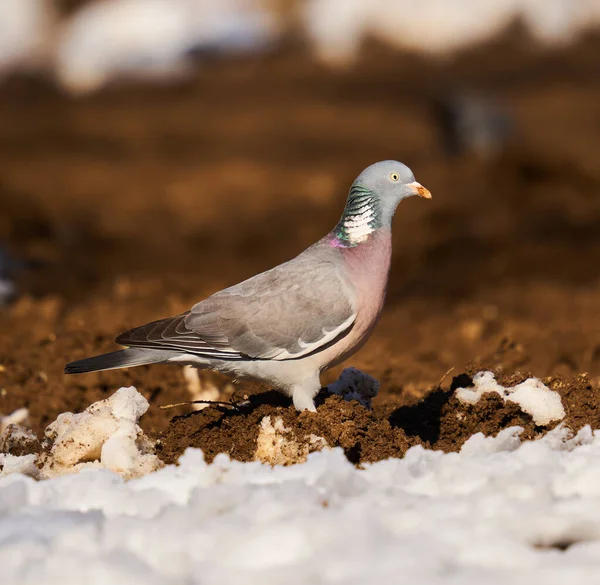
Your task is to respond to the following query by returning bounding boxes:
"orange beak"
[408,181,432,199]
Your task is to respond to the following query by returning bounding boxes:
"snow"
[54,0,281,94]
[2,0,600,91]
[303,0,600,66]
[0,407,29,434]
[0,423,38,472]
[456,371,566,426]
[255,416,328,465]
[182,365,233,410]
[39,387,162,479]
[0,453,39,478]
[520,0,600,45]
[0,0,55,77]
[1,425,600,584]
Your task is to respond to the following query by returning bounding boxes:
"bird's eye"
[390,173,399,182]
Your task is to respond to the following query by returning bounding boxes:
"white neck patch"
[342,206,375,244]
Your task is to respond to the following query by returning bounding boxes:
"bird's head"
[354,160,431,211]
[334,160,431,246]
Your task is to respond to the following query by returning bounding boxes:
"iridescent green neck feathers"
[333,184,381,247]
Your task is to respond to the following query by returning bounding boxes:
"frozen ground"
[2,423,600,584]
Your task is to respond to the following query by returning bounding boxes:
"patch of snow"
[0,408,29,434]
[0,424,36,444]
[0,453,39,478]
[303,0,600,66]
[0,0,55,77]
[520,0,600,45]
[0,423,38,458]
[255,416,328,465]
[2,426,600,582]
[183,365,205,403]
[456,371,566,426]
[327,367,379,408]
[39,386,163,479]
[302,0,371,67]
[55,0,281,94]
[183,365,234,410]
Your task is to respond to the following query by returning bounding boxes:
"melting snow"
[303,0,600,66]
[1,425,600,584]
[456,371,566,426]
[37,387,162,479]
[0,0,55,77]
[54,0,281,94]
[0,382,595,583]
[0,407,29,434]
[255,416,328,465]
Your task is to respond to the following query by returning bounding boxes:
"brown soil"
[157,391,416,465]
[1,32,600,465]
[0,425,42,457]
[158,370,600,465]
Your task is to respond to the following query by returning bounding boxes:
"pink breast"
[320,230,393,369]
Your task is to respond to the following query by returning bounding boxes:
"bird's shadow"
[388,374,472,443]
[167,389,291,426]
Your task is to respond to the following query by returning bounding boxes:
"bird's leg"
[292,375,321,412]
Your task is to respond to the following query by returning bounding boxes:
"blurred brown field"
[0,24,600,435]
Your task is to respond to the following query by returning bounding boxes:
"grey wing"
[116,254,357,361]
[115,313,243,360]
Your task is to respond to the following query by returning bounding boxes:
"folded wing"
[116,251,357,361]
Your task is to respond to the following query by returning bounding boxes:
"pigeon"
[65,161,431,411]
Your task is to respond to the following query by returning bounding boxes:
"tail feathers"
[65,348,177,374]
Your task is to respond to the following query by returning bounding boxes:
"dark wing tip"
[114,331,130,345]
[115,313,190,346]
[64,360,85,374]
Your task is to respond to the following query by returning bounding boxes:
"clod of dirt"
[327,367,380,408]
[157,392,415,466]
[431,392,541,452]
[0,423,41,457]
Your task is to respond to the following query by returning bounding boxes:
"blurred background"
[1,0,600,433]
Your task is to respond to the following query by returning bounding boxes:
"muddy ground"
[1,32,600,465]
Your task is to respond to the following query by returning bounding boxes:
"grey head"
[334,160,431,246]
